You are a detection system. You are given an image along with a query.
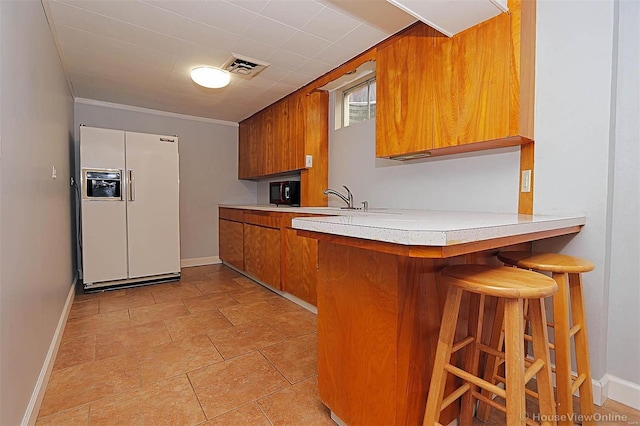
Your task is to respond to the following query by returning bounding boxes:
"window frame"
[338,74,376,129]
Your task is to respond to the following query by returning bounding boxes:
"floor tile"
[150,282,204,303]
[181,265,225,281]
[595,399,640,425]
[203,402,271,426]
[208,321,285,359]
[206,268,243,280]
[219,298,304,326]
[89,375,206,426]
[262,309,318,339]
[38,353,140,418]
[95,320,171,360]
[99,291,156,314]
[74,289,125,303]
[260,333,317,384]
[62,309,130,340]
[129,299,190,326]
[182,292,239,314]
[164,309,233,341]
[124,284,155,296]
[227,286,282,304]
[193,279,245,295]
[138,334,224,385]
[52,335,95,371]
[188,351,289,419]
[233,276,260,288]
[257,376,333,426]
[36,404,90,426]
[68,300,99,320]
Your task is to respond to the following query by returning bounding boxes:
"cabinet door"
[376,24,437,157]
[286,94,306,172]
[243,223,281,289]
[451,13,510,146]
[283,228,318,305]
[125,131,181,279]
[238,121,251,179]
[219,219,244,270]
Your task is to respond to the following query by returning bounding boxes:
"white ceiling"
[43,0,416,122]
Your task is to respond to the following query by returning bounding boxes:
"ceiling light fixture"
[190,67,230,88]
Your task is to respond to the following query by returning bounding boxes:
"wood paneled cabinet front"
[237,92,328,207]
[243,223,282,290]
[218,207,322,305]
[238,92,309,179]
[283,228,318,306]
[376,0,533,159]
[218,219,244,271]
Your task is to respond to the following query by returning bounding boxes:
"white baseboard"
[599,374,640,410]
[593,375,609,407]
[22,277,77,426]
[180,256,221,268]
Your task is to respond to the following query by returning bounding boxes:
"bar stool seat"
[423,265,558,426]
[497,251,596,426]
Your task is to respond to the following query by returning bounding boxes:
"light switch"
[52,165,57,180]
[521,169,531,193]
[305,155,313,168]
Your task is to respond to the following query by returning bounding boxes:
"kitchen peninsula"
[290,209,585,425]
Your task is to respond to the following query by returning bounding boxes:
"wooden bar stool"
[423,265,557,426]
[496,251,596,426]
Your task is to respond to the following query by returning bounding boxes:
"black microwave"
[270,181,300,206]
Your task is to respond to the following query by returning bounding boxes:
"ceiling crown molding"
[74,98,239,127]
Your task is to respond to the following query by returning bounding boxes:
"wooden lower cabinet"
[218,219,244,270]
[283,228,318,305]
[218,207,321,305]
[243,223,281,290]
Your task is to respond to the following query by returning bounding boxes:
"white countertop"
[220,204,586,247]
[290,210,586,246]
[219,204,370,215]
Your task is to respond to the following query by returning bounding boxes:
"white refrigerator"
[80,126,181,290]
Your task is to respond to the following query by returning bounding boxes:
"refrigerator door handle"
[128,170,135,201]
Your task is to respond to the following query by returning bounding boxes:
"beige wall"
[0,1,75,424]
[74,102,258,263]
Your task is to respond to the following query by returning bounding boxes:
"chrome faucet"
[323,185,354,209]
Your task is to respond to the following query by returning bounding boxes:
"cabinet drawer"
[244,212,281,229]
[219,207,245,222]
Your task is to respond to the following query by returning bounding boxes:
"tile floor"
[36,264,640,425]
[36,264,332,425]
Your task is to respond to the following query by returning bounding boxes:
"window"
[342,77,376,128]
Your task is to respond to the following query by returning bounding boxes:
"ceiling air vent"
[222,53,270,78]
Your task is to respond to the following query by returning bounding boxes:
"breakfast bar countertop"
[290,209,586,246]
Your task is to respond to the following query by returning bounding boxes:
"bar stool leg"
[423,286,464,426]
[528,298,556,425]
[569,273,595,426]
[552,272,573,426]
[459,294,484,425]
[504,298,526,426]
[476,297,505,421]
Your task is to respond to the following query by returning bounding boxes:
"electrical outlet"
[305,155,313,168]
[521,169,531,193]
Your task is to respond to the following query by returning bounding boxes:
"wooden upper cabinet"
[452,13,510,146]
[377,0,533,158]
[238,91,324,181]
[376,24,437,157]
